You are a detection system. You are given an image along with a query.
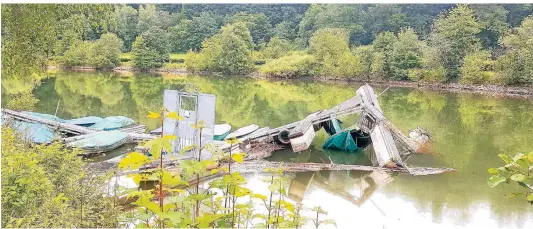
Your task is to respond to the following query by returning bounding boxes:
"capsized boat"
[89,116,134,131]
[322,118,343,136]
[65,116,104,127]
[224,124,259,139]
[322,127,372,153]
[214,124,231,140]
[68,130,129,153]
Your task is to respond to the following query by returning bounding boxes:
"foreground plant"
[488,152,533,204]
[118,110,335,228]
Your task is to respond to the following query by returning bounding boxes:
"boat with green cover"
[22,111,64,122]
[68,130,129,154]
[214,124,231,140]
[11,120,56,144]
[322,127,372,153]
[89,116,134,131]
[65,116,104,126]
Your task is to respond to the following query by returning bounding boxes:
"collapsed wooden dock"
[2,84,452,175]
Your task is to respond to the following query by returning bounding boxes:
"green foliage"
[390,28,423,80]
[169,12,220,52]
[56,40,92,67]
[460,51,496,84]
[258,36,294,59]
[298,5,365,45]
[87,33,123,68]
[1,126,120,228]
[495,16,533,85]
[115,5,139,51]
[186,23,254,74]
[430,4,483,80]
[5,92,40,111]
[259,53,317,78]
[131,27,171,69]
[229,12,273,48]
[309,28,364,78]
[488,152,533,204]
[472,5,509,49]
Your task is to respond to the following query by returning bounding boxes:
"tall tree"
[136,4,158,34]
[169,12,220,52]
[472,5,509,49]
[131,27,170,69]
[115,5,138,51]
[229,12,272,48]
[430,4,482,80]
[496,16,533,85]
[390,28,423,80]
[298,5,365,46]
[364,5,409,39]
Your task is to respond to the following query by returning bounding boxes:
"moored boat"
[68,130,130,154]
[224,124,259,139]
[89,116,134,131]
[214,124,232,140]
[65,116,104,127]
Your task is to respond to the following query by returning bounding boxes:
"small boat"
[149,126,162,135]
[214,124,232,140]
[10,121,56,144]
[68,130,129,153]
[322,127,372,153]
[65,116,104,127]
[22,111,64,123]
[225,124,259,139]
[89,116,134,131]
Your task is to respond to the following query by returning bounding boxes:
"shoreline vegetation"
[47,65,533,98]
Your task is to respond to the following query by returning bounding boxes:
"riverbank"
[50,65,533,98]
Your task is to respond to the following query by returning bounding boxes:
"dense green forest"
[2,4,533,85]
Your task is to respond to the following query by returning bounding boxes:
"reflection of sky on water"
[243,173,533,229]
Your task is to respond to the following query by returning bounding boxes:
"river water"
[2,71,533,228]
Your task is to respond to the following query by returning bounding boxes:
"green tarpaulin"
[89,116,134,131]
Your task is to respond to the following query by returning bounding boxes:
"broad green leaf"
[210,168,219,175]
[510,173,526,182]
[179,145,196,155]
[488,175,506,187]
[146,111,161,119]
[163,135,177,141]
[487,168,499,174]
[232,153,244,163]
[167,111,183,120]
[516,159,530,170]
[252,193,267,201]
[498,153,512,164]
[118,152,150,169]
[527,193,533,202]
[528,152,533,163]
[161,171,181,186]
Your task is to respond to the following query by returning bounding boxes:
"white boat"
[225,124,260,139]
[214,124,232,140]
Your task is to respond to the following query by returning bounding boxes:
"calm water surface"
[2,71,533,228]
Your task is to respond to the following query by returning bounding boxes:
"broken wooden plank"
[289,125,316,152]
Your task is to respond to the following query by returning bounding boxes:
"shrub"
[185,23,254,75]
[1,126,119,227]
[460,51,496,84]
[56,41,92,67]
[119,53,133,62]
[169,53,187,63]
[87,33,123,68]
[409,66,447,83]
[259,53,317,78]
